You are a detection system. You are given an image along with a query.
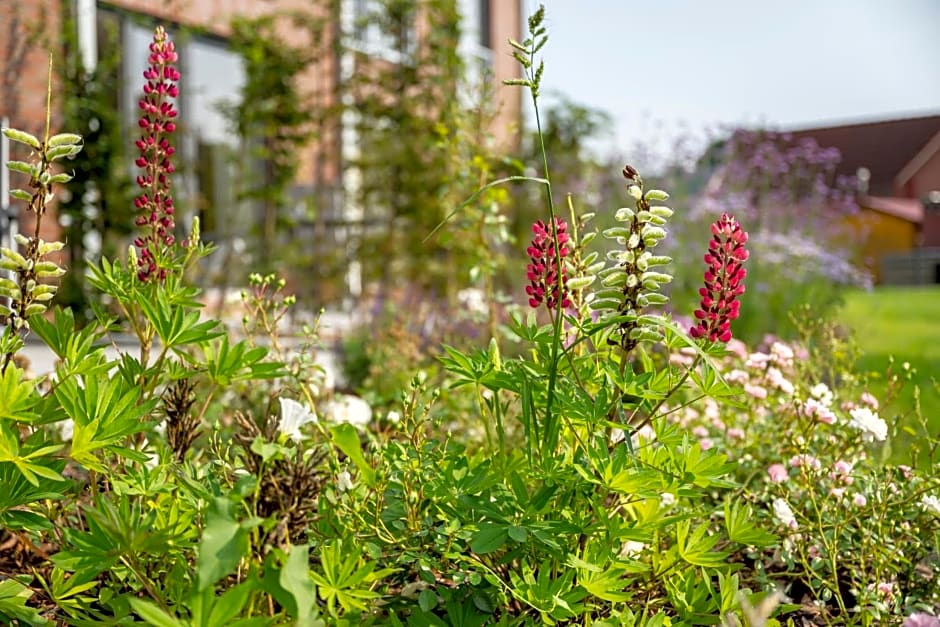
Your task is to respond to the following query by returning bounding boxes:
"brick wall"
[1,0,65,253]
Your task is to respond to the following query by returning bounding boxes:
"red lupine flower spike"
[134,25,179,282]
[525,218,572,311]
[690,213,749,343]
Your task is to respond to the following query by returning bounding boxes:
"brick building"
[1,0,523,300]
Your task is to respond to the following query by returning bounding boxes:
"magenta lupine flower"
[133,25,179,282]
[690,213,749,343]
[525,218,571,310]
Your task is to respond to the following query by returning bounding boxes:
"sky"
[530,0,940,163]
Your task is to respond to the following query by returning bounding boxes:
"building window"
[182,37,247,245]
[479,0,491,49]
[457,0,493,97]
[349,0,416,63]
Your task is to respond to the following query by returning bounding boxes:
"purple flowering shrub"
[674,128,872,342]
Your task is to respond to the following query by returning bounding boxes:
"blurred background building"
[1,0,523,309]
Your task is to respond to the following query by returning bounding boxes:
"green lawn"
[839,286,939,457]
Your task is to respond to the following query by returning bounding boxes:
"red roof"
[790,114,940,196]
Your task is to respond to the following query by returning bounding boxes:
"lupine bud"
[690,213,749,343]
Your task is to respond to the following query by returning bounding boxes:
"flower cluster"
[690,213,749,343]
[525,218,571,310]
[133,25,180,282]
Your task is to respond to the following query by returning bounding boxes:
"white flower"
[145,451,160,470]
[57,418,75,441]
[278,397,318,443]
[772,498,798,529]
[847,407,887,442]
[386,410,401,424]
[921,494,940,516]
[809,383,833,407]
[610,427,626,445]
[457,288,488,317]
[766,367,794,396]
[323,394,372,429]
[770,341,794,366]
[660,492,676,507]
[336,470,354,493]
[618,540,646,558]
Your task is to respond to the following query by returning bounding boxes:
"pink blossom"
[692,426,710,439]
[767,463,788,483]
[830,487,845,498]
[726,427,745,439]
[745,352,770,369]
[789,454,821,470]
[744,383,768,399]
[699,438,714,450]
[833,460,854,475]
[859,391,879,410]
[853,493,867,507]
[726,338,748,359]
[770,341,794,367]
[766,367,794,395]
[669,351,695,366]
[904,613,940,627]
[875,581,895,599]
[725,369,749,384]
[704,399,720,421]
[802,398,836,424]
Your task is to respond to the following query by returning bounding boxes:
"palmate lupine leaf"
[54,374,157,471]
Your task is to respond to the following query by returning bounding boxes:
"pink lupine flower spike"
[690,213,749,343]
[525,218,572,311]
[133,25,180,282]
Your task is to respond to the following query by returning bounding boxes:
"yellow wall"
[844,208,918,283]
